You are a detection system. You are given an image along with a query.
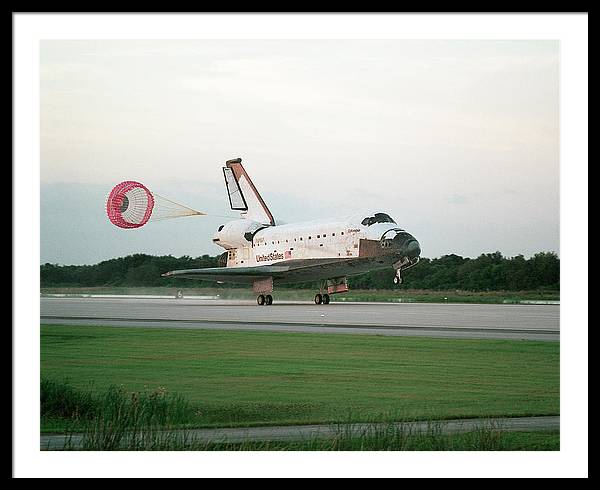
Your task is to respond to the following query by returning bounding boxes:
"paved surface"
[40,415,560,450]
[40,297,559,341]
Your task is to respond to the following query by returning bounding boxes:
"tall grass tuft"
[41,378,97,421]
[41,379,197,450]
[78,385,196,450]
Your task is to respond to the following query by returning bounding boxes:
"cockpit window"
[361,213,396,226]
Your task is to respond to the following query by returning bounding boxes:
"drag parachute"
[106,180,205,229]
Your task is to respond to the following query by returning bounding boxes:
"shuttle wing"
[162,265,290,284]
[162,257,380,285]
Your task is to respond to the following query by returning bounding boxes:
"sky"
[40,39,559,265]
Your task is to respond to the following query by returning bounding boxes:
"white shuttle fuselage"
[215,216,408,268]
[164,158,421,305]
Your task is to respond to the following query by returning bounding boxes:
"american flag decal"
[284,250,292,259]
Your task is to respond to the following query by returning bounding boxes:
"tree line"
[40,251,559,291]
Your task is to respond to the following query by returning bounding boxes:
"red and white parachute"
[106,181,205,229]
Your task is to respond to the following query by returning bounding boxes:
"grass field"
[136,430,560,451]
[41,324,559,432]
[40,286,560,304]
[195,430,561,451]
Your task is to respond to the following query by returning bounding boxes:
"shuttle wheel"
[257,294,265,306]
[314,293,323,305]
[322,294,330,304]
[393,275,402,285]
[265,294,273,305]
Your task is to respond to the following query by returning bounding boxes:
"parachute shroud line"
[150,194,206,221]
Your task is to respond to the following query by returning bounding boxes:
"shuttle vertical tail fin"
[222,158,275,226]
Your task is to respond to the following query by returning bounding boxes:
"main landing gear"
[314,293,330,305]
[257,294,273,306]
[313,278,344,305]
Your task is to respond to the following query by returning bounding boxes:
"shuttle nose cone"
[405,239,421,258]
[387,231,421,258]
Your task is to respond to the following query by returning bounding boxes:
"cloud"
[447,194,469,205]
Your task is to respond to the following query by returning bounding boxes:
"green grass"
[41,378,197,435]
[61,426,561,451]
[336,289,560,304]
[41,380,559,450]
[41,324,559,432]
[40,286,559,304]
[177,430,560,451]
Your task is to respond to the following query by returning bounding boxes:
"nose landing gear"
[393,269,403,285]
[392,256,420,286]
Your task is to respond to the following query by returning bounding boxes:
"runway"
[40,296,560,341]
[40,415,560,450]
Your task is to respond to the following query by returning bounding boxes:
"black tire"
[393,275,400,285]
[265,294,273,305]
[314,293,322,305]
[323,294,330,304]
[257,294,265,306]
